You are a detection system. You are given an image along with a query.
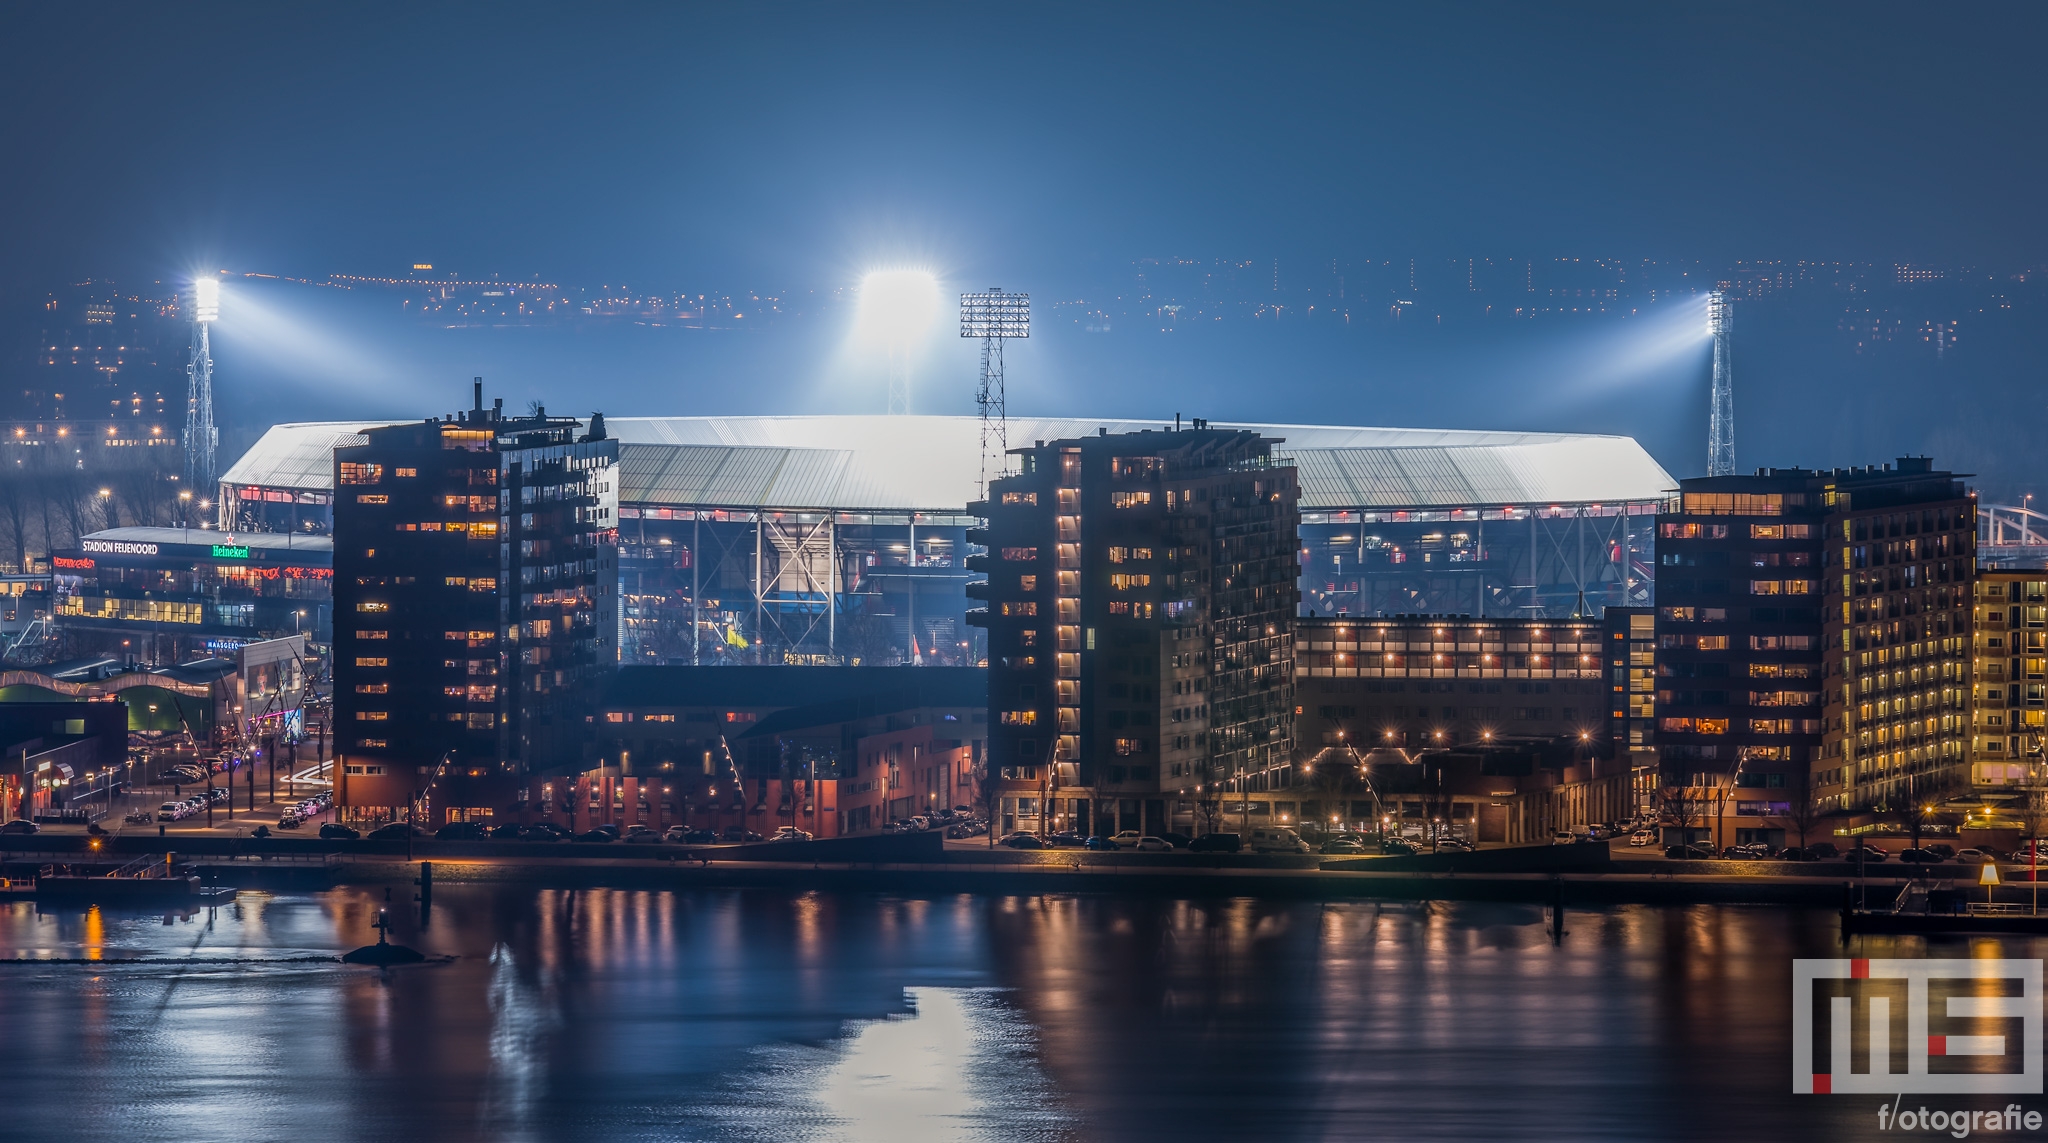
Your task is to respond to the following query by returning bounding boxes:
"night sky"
[5,3,2046,488]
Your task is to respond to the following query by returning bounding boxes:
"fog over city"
[6,5,2046,494]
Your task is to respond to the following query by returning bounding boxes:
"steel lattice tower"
[185,278,219,498]
[1707,288,1734,477]
[960,289,1030,497]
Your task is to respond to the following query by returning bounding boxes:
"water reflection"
[0,888,2040,1141]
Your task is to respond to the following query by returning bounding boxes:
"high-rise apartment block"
[331,389,619,825]
[969,425,1298,838]
[1969,571,2047,788]
[1656,459,1974,843]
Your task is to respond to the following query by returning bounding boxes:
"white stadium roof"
[221,415,1677,513]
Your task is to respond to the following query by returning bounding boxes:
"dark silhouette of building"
[331,386,619,825]
[1655,458,1973,845]
[1289,610,1651,838]
[970,424,1298,838]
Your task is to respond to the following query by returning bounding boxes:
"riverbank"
[5,832,2025,907]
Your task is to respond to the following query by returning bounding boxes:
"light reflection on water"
[0,886,2035,1142]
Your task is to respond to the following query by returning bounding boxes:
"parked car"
[1806,842,1841,860]
[366,823,422,840]
[435,822,488,841]
[623,825,664,844]
[0,819,40,835]
[1125,836,1174,853]
[1898,847,1946,863]
[1380,837,1420,856]
[721,827,763,843]
[574,828,616,843]
[1851,844,1890,863]
[1665,843,1715,860]
[123,810,154,825]
[1319,838,1366,855]
[523,823,571,841]
[276,815,304,830]
[1247,827,1310,854]
[157,802,185,821]
[769,827,812,842]
[490,823,526,839]
[681,828,720,845]
[1189,832,1243,853]
[1084,835,1118,851]
[1955,848,1999,864]
[1110,830,1145,849]
[1044,830,1088,848]
[1001,832,1046,849]
[319,823,361,840]
[1433,837,1476,853]
[1925,844,1957,860]
[1157,832,1193,849]
[1724,844,1774,860]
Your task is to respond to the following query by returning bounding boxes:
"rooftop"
[223,415,1678,513]
[78,527,333,554]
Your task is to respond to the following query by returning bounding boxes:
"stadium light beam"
[185,275,220,494]
[1706,288,1734,477]
[193,275,220,323]
[857,269,940,414]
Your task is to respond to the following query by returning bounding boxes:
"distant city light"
[194,276,220,323]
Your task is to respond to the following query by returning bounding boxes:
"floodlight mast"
[185,277,219,505]
[1706,288,1734,477]
[961,289,1029,497]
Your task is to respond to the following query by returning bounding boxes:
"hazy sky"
[6,3,2046,491]
[6,3,2046,292]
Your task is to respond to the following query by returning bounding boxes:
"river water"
[0,885,2035,1142]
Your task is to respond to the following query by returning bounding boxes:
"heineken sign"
[211,544,250,559]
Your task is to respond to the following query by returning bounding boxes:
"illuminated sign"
[81,539,158,556]
[52,556,94,569]
[204,639,247,652]
[210,544,250,559]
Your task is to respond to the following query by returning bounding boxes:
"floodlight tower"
[1706,288,1734,477]
[960,289,1030,496]
[185,276,219,495]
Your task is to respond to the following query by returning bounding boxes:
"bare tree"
[1772,770,1828,853]
[2018,785,2048,849]
[973,743,1004,848]
[0,465,31,572]
[1659,766,1709,847]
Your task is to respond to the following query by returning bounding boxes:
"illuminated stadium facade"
[218,415,1677,666]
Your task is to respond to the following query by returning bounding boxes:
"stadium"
[219,414,1679,665]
